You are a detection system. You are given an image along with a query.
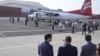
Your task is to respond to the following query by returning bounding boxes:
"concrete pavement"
[0,31,100,56]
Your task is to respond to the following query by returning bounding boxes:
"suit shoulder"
[71,45,77,49]
[82,43,97,48]
[70,45,77,48]
[58,46,65,49]
[92,43,96,46]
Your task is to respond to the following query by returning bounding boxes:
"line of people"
[82,21,99,35]
[51,20,99,35]
[38,34,100,56]
[51,20,78,32]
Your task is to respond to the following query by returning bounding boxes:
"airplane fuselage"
[28,12,91,20]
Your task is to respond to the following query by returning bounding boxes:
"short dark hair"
[65,36,72,43]
[85,35,92,41]
[44,34,52,40]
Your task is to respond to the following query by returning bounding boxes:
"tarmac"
[0,17,100,56]
[0,17,82,37]
[0,31,100,56]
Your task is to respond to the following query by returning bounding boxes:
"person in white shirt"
[72,22,75,33]
[59,22,63,32]
[65,21,69,28]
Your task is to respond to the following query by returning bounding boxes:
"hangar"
[0,0,49,16]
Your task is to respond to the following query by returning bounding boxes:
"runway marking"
[0,29,52,33]
[0,44,35,50]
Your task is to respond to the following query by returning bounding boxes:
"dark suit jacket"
[80,42,96,56]
[38,41,54,56]
[57,44,78,56]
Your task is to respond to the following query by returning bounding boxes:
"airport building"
[0,6,21,17]
[3,3,31,13]
[0,0,49,16]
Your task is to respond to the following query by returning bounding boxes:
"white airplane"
[28,0,92,20]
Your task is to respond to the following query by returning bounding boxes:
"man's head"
[64,36,72,44]
[85,35,92,42]
[44,34,52,42]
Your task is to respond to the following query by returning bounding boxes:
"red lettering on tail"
[81,0,92,16]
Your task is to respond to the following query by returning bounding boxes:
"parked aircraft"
[28,0,92,20]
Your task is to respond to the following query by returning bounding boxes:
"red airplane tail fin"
[81,0,92,16]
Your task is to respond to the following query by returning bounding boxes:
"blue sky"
[1,0,100,14]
